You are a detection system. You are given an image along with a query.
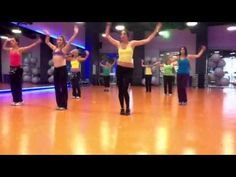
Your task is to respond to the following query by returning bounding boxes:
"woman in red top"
[2,37,41,106]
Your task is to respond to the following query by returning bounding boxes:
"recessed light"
[115,25,125,31]
[0,36,8,39]
[227,26,236,31]
[186,22,198,27]
[12,28,22,34]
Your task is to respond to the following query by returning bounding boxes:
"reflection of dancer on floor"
[153,58,177,95]
[2,37,41,106]
[170,45,206,105]
[105,22,162,115]
[44,25,79,110]
[141,59,155,93]
[66,49,89,99]
[100,60,115,92]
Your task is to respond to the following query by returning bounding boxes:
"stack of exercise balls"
[48,59,54,83]
[208,53,229,86]
[23,54,41,84]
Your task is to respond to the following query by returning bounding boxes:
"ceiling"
[1,22,236,39]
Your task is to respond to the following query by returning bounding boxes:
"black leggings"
[163,75,174,94]
[145,75,152,92]
[54,66,68,108]
[177,74,189,103]
[71,72,81,97]
[116,65,133,109]
[9,67,23,102]
[104,76,110,88]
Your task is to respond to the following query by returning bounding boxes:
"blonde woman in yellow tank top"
[105,22,162,115]
[141,59,156,93]
[67,49,89,99]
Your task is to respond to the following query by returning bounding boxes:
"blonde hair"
[70,49,79,56]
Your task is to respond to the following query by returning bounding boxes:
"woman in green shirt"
[100,60,115,91]
[155,58,176,95]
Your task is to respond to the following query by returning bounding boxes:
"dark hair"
[121,30,129,38]
[179,46,188,57]
[14,37,20,43]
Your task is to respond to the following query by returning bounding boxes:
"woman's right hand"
[6,38,13,41]
[43,30,50,36]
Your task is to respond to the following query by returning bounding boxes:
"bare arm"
[2,39,11,51]
[141,60,149,67]
[130,22,162,47]
[152,61,161,67]
[62,25,79,53]
[19,38,41,53]
[111,60,116,66]
[44,30,56,50]
[104,22,120,47]
[187,45,206,60]
[170,55,179,62]
[77,50,90,62]
[100,62,106,67]
[65,55,73,61]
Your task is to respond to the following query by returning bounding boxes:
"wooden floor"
[0,83,52,90]
[0,85,236,155]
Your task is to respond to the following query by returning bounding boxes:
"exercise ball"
[214,67,225,78]
[208,61,217,68]
[151,57,158,63]
[23,58,30,64]
[208,73,216,81]
[32,68,40,75]
[218,59,226,67]
[141,78,145,86]
[30,57,37,64]
[220,78,230,86]
[23,66,30,72]
[23,75,31,82]
[151,66,158,73]
[145,57,151,62]
[48,76,54,83]
[210,54,221,63]
[32,77,40,84]
[151,76,159,85]
[48,59,54,66]
[47,67,54,75]
[215,79,221,86]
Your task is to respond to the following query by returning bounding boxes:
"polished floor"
[0,83,52,90]
[0,85,236,155]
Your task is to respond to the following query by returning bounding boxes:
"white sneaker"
[56,107,66,111]
[72,96,76,99]
[59,107,66,110]
[11,102,16,106]
[76,96,80,99]
[15,102,23,106]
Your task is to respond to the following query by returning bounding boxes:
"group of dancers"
[2,22,206,115]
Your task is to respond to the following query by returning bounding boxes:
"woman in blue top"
[170,45,206,105]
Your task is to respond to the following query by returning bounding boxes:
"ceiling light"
[115,25,125,31]
[0,36,8,40]
[12,28,22,34]
[227,26,236,31]
[186,22,198,27]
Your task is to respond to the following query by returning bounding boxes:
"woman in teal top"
[170,46,206,105]
[100,60,115,91]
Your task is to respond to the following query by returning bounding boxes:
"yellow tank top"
[71,60,80,69]
[118,46,133,63]
[145,67,152,75]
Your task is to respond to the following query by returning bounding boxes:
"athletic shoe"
[120,108,125,115]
